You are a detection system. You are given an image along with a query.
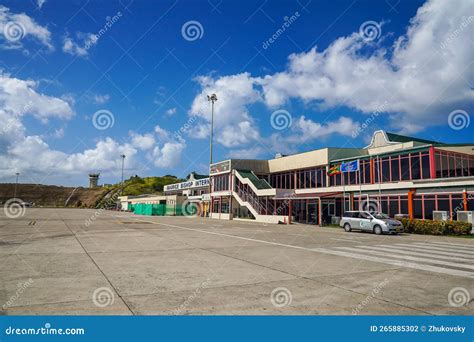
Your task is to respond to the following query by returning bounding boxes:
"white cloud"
[0,5,53,50]
[164,107,177,117]
[151,140,186,168]
[130,132,156,150]
[0,73,74,123]
[189,0,473,148]
[188,72,262,146]
[62,32,97,57]
[37,0,47,9]
[88,93,110,104]
[259,0,473,132]
[0,73,185,182]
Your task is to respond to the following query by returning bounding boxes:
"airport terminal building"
[209,130,474,224]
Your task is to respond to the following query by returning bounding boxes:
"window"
[400,156,410,180]
[411,153,421,179]
[421,154,430,179]
[381,157,390,181]
[391,157,400,181]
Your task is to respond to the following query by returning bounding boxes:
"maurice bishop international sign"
[164,178,210,192]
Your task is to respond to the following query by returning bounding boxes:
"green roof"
[385,132,440,145]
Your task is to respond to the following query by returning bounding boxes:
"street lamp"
[120,154,126,193]
[207,93,217,217]
[14,172,19,198]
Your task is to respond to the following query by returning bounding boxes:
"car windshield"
[373,213,390,219]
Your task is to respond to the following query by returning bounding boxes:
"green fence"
[131,203,195,216]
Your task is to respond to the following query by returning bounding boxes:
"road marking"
[412,242,473,252]
[336,247,474,270]
[128,216,474,278]
[386,244,474,259]
[396,243,474,255]
[312,248,474,278]
[351,245,473,263]
[426,241,474,249]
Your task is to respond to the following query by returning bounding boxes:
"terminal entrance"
[292,200,319,225]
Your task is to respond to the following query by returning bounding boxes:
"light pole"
[120,154,126,193]
[14,172,19,198]
[207,93,217,217]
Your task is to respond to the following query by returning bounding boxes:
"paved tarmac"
[0,208,472,315]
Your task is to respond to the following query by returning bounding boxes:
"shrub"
[399,218,472,236]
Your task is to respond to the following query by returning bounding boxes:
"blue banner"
[341,160,359,172]
[0,316,472,342]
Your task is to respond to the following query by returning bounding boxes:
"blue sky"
[0,0,472,186]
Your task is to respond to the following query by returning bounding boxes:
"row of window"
[435,150,474,178]
[329,151,432,186]
[211,150,474,191]
[212,174,229,192]
[268,167,327,189]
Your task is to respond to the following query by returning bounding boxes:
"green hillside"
[117,175,184,196]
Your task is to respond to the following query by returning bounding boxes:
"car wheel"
[344,223,351,232]
[374,225,383,235]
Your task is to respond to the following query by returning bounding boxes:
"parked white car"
[339,211,404,235]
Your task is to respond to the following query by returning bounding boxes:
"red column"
[288,199,292,224]
[429,146,436,179]
[370,159,375,184]
[463,191,468,211]
[408,189,415,219]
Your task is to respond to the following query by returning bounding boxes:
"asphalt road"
[0,208,472,315]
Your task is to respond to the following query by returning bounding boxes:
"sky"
[0,0,472,186]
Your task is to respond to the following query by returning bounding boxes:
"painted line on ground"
[311,248,474,278]
[385,244,474,259]
[350,245,472,263]
[129,217,473,278]
[397,243,474,255]
[335,247,474,270]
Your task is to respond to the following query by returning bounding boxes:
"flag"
[341,160,360,173]
[327,164,341,176]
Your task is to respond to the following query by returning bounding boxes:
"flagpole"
[358,159,362,210]
[342,169,346,213]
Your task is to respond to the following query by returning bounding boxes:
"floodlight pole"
[14,172,19,198]
[120,154,126,194]
[207,93,217,217]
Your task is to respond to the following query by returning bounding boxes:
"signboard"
[210,160,231,175]
[340,160,359,173]
[164,178,209,192]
